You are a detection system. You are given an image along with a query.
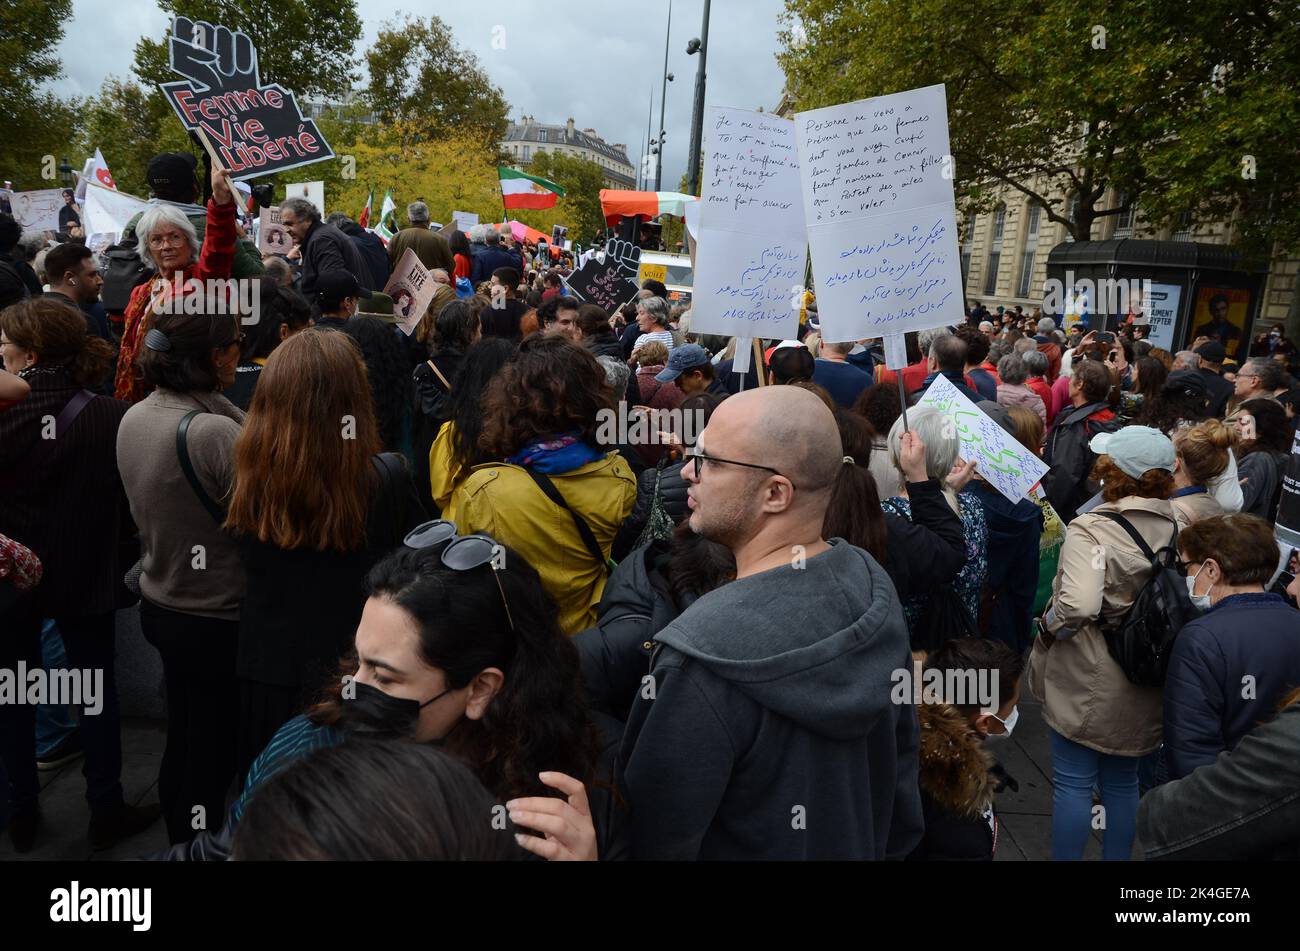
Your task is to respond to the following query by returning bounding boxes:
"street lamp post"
[654,0,673,192]
[685,0,712,198]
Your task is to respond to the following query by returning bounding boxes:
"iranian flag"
[373,190,397,246]
[498,166,565,210]
[357,189,373,229]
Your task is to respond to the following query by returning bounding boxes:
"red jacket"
[114,198,237,403]
[877,360,976,393]
[1036,341,1062,383]
[1027,377,1054,420]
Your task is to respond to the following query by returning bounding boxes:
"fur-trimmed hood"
[917,702,997,818]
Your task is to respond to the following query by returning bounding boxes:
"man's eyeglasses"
[403,520,514,631]
[684,447,795,490]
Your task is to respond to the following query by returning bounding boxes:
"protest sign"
[384,249,437,336]
[604,238,643,284]
[691,107,807,341]
[81,180,148,243]
[452,210,479,232]
[1141,283,1180,351]
[258,206,293,255]
[159,16,334,180]
[284,181,325,216]
[794,84,963,343]
[917,374,1049,503]
[565,256,641,312]
[8,189,64,232]
[1274,428,1300,551]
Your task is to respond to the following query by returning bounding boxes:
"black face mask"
[338,679,450,738]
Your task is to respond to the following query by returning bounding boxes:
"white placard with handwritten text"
[795,84,963,343]
[917,374,1049,503]
[690,107,807,340]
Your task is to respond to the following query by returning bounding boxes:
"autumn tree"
[778,0,1300,258]
[364,14,510,153]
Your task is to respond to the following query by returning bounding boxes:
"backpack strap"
[0,389,95,495]
[1095,510,1175,562]
[177,410,226,524]
[525,468,614,573]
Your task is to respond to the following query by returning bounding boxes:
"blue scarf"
[507,432,605,474]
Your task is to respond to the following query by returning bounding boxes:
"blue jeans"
[1049,728,1139,860]
[35,620,78,757]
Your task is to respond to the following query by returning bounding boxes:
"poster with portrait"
[1191,287,1251,361]
[383,249,436,336]
[258,205,292,255]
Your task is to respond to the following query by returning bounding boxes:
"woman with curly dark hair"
[451,334,637,634]
[342,314,412,455]
[427,336,516,516]
[160,535,626,861]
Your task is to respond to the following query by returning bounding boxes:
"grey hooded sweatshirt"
[617,539,923,860]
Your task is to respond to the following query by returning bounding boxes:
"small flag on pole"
[357,189,373,229]
[498,166,564,210]
[373,190,397,246]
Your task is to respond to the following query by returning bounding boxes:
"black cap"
[146,152,198,196]
[1164,369,1208,398]
[315,270,372,310]
[1194,340,1226,364]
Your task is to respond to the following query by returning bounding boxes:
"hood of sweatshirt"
[654,539,907,741]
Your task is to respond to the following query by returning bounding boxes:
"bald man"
[618,387,922,860]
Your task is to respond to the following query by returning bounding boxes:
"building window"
[1017,203,1041,298]
[523,146,530,161]
[984,204,1005,295]
[538,129,547,143]
[1064,193,1080,242]
[1172,211,1193,242]
[960,215,974,282]
[1114,191,1136,237]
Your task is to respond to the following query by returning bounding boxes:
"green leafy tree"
[525,151,607,246]
[132,0,361,100]
[0,0,82,189]
[364,14,510,153]
[778,0,1300,258]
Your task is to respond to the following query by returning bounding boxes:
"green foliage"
[0,0,81,188]
[778,0,1300,258]
[525,151,607,247]
[81,78,193,197]
[132,0,361,100]
[363,14,510,153]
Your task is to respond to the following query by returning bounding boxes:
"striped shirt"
[229,714,342,825]
[633,329,675,354]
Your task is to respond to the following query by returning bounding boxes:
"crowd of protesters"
[1,149,1299,862]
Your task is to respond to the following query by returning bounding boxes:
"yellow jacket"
[428,421,466,520]
[451,453,637,635]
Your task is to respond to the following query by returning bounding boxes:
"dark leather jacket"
[1138,702,1300,859]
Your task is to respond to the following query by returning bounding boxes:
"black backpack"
[101,240,154,313]
[1095,511,1201,686]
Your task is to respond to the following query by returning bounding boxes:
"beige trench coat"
[1028,496,1178,756]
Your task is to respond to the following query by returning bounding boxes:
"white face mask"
[985,705,1018,740]
[1186,564,1213,611]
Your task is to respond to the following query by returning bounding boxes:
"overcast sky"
[52,0,790,189]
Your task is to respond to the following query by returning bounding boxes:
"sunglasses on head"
[403,520,514,631]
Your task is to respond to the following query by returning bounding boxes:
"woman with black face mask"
[155,527,621,861]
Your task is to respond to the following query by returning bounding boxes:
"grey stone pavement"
[2,607,1132,861]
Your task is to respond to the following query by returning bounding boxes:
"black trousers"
[0,600,123,817]
[138,598,238,844]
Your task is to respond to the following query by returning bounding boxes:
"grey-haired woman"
[113,162,236,403]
